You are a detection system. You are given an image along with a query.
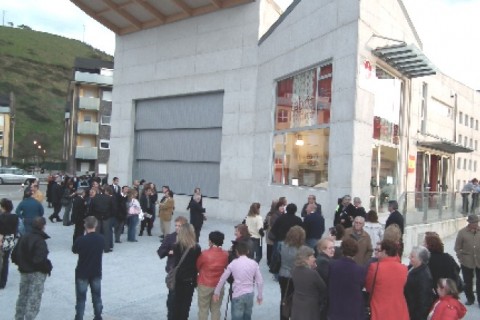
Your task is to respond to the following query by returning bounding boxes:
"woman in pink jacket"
[428,278,466,320]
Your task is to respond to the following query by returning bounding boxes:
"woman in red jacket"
[365,239,409,320]
[429,278,466,320]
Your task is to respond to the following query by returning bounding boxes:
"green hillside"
[0,26,112,162]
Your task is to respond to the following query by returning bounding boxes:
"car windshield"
[13,169,25,175]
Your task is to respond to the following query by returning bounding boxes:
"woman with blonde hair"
[383,223,403,257]
[172,223,201,320]
[279,226,305,320]
[245,202,263,263]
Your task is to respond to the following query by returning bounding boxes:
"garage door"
[134,92,223,197]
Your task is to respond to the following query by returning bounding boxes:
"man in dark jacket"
[12,217,52,319]
[386,200,405,235]
[49,176,63,223]
[270,203,303,242]
[72,216,104,320]
[303,203,325,249]
[157,216,188,320]
[114,186,129,243]
[300,195,322,218]
[89,186,115,253]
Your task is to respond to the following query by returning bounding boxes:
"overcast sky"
[1,0,479,90]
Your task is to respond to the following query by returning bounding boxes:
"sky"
[0,0,479,90]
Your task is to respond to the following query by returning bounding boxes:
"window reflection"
[273,129,329,188]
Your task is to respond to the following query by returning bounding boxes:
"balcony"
[78,97,100,111]
[77,122,99,135]
[75,146,98,160]
[74,71,113,86]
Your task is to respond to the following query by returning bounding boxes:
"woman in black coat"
[0,198,19,288]
[424,232,462,298]
[173,223,201,320]
[405,246,434,320]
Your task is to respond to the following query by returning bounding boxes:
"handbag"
[166,247,191,290]
[2,234,16,252]
[281,278,293,318]
[269,250,281,274]
[365,261,380,319]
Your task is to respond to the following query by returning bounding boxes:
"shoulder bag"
[365,261,380,319]
[166,247,191,290]
[2,234,17,252]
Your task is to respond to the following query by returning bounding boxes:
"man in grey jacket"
[455,214,480,306]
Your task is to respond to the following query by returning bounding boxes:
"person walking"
[454,214,480,306]
[159,190,175,240]
[12,217,53,320]
[72,216,104,320]
[15,187,44,233]
[189,194,206,242]
[49,176,63,223]
[71,189,88,244]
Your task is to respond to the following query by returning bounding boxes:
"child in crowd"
[213,241,263,320]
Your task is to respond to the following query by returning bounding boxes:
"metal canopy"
[417,141,473,154]
[372,43,437,78]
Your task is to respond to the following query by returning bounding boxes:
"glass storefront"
[272,63,332,187]
[370,67,402,211]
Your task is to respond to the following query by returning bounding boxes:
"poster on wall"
[291,69,316,128]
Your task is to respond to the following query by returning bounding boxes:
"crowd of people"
[0,176,476,319]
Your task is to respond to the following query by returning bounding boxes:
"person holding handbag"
[172,223,201,320]
[365,239,409,320]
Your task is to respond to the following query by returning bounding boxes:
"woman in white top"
[126,189,141,242]
[245,202,264,263]
[363,210,384,255]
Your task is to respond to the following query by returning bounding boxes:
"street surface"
[0,185,478,319]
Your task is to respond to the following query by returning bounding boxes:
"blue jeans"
[75,277,102,320]
[231,292,254,320]
[127,215,139,241]
[251,238,262,263]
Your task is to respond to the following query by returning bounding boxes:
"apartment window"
[469,159,472,170]
[101,115,111,125]
[99,140,110,150]
[470,138,473,148]
[476,120,479,130]
[475,140,478,151]
[458,134,462,143]
[471,117,474,128]
[84,115,92,122]
[464,136,468,147]
[459,112,463,124]
[457,158,462,169]
[102,90,112,102]
[277,109,289,123]
[465,114,468,126]
[273,63,332,187]
[0,131,3,140]
[464,159,467,170]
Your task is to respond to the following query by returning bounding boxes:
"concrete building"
[0,92,15,166]
[63,58,114,176]
[73,0,480,235]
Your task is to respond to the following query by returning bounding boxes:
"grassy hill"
[0,26,112,162]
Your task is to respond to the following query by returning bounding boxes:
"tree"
[7,22,13,27]
[18,24,32,30]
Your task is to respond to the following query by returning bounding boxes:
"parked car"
[0,167,38,185]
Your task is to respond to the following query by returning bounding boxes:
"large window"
[273,63,332,187]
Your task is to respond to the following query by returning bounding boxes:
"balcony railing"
[74,71,113,86]
[78,97,100,111]
[75,146,98,160]
[398,191,467,226]
[77,122,99,135]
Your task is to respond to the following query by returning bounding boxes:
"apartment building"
[64,58,113,176]
[0,93,15,166]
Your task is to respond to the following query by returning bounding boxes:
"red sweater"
[196,246,228,287]
[430,296,467,320]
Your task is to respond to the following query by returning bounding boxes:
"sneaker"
[465,300,474,306]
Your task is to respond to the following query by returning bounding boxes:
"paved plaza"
[0,191,479,319]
